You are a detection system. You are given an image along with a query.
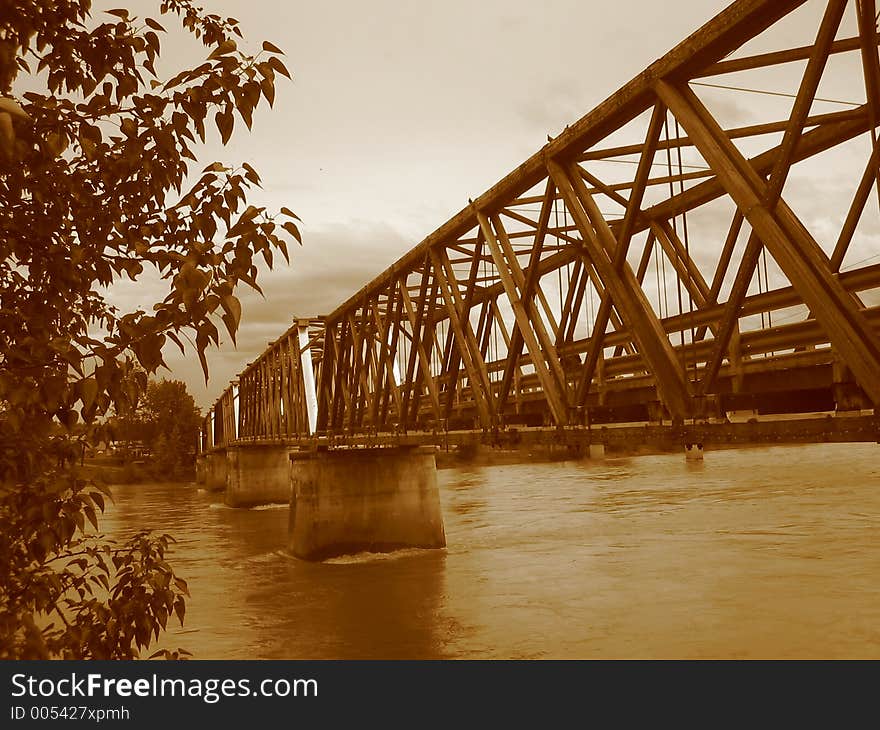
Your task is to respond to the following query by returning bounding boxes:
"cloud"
[514,78,593,137]
[158,220,413,408]
[696,93,752,129]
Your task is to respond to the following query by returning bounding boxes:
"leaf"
[106,8,129,19]
[196,330,210,384]
[84,505,99,532]
[214,110,233,145]
[46,131,68,156]
[80,378,98,410]
[236,98,254,130]
[262,40,284,54]
[167,331,186,355]
[260,76,275,107]
[221,294,241,329]
[242,163,260,185]
[38,531,55,559]
[255,61,275,82]
[135,332,166,372]
[207,39,237,60]
[90,491,106,512]
[280,206,301,222]
[145,30,161,56]
[121,117,137,137]
[174,597,186,625]
[282,221,302,245]
[268,56,291,79]
[145,17,165,32]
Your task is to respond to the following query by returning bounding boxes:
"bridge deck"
[204,414,879,454]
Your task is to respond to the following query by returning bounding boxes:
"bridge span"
[196,0,880,559]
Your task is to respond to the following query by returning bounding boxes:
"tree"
[0,1,297,658]
[148,384,194,482]
[117,378,202,480]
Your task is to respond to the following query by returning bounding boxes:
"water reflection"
[239,550,451,659]
[101,442,880,658]
[444,467,490,524]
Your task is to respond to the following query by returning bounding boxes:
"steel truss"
[201,0,880,450]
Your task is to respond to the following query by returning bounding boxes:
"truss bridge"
[197,1,880,557]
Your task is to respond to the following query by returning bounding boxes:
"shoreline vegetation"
[79,456,195,485]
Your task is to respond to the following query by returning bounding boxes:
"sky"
[98,0,879,409]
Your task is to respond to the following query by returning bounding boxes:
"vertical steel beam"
[296,320,318,435]
[400,281,443,421]
[857,0,880,208]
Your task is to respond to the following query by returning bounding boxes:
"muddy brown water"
[101,442,880,658]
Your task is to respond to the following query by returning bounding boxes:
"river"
[100,442,880,659]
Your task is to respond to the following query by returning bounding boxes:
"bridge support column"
[588,443,605,459]
[288,446,446,561]
[833,360,870,413]
[226,444,292,507]
[204,450,228,492]
[646,401,668,424]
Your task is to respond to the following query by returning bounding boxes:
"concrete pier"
[288,446,446,561]
[204,451,228,492]
[685,443,705,461]
[588,443,606,459]
[226,444,292,507]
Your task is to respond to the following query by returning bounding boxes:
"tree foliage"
[116,378,202,479]
[0,0,296,658]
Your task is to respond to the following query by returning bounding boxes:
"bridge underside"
[201,0,880,459]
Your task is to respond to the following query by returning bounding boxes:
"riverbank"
[78,457,195,485]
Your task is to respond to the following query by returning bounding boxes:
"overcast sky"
[100,0,878,408]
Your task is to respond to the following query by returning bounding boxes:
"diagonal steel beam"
[657,76,880,406]
[831,147,878,272]
[658,0,848,395]
[497,179,556,413]
[477,210,570,424]
[548,157,692,420]
[429,247,496,427]
[638,108,870,236]
[576,103,667,406]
